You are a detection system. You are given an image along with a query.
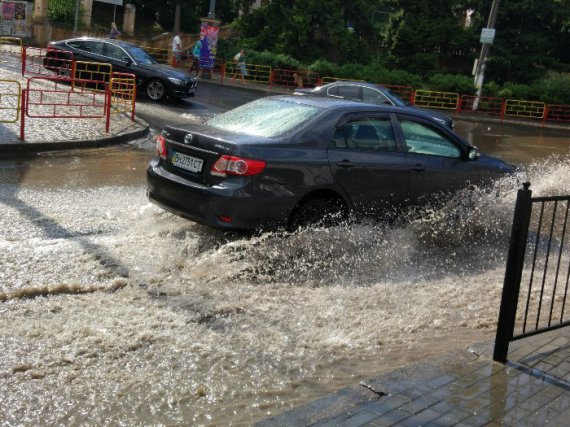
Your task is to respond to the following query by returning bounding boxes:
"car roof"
[269,94,412,114]
[58,37,139,50]
[320,81,389,90]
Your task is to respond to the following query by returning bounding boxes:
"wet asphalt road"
[134,81,270,131]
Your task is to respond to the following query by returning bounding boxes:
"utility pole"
[473,0,501,108]
[208,0,216,18]
[173,3,181,33]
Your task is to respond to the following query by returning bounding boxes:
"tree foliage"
[48,0,79,26]
[230,0,570,85]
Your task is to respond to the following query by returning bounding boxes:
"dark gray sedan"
[147,96,516,231]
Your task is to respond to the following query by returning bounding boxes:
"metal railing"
[494,183,570,362]
[0,79,21,123]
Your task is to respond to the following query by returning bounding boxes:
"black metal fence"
[494,183,570,362]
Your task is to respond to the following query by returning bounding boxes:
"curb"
[0,118,150,157]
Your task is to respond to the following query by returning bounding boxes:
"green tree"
[473,0,570,84]
[380,0,478,76]
[236,0,379,63]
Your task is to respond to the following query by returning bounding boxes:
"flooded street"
[0,120,569,426]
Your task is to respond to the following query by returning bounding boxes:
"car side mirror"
[468,146,480,160]
[123,57,132,65]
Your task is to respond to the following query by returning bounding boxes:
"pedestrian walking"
[232,49,247,83]
[190,36,203,75]
[109,22,121,39]
[172,31,183,67]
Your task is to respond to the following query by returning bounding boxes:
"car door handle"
[336,160,355,168]
[411,164,426,172]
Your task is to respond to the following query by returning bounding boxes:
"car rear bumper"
[146,159,288,230]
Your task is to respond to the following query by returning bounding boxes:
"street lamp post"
[473,0,501,108]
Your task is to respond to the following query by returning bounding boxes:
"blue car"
[295,81,454,130]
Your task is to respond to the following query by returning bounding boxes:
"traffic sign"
[480,28,496,44]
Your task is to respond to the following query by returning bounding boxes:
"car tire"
[289,197,346,230]
[146,79,167,102]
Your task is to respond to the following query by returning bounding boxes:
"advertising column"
[198,18,220,77]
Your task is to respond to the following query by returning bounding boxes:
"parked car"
[43,37,197,102]
[147,95,516,231]
[295,81,454,129]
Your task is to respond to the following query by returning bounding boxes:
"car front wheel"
[146,79,167,101]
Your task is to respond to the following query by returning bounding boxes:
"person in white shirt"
[172,32,183,66]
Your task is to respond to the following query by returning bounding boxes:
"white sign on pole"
[95,0,124,6]
[480,28,496,44]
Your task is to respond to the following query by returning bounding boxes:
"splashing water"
[1,156,569,426]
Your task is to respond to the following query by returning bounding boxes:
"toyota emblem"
[184,133,193,144]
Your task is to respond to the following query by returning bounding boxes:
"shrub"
[307,59,339,77]
[482,81,502,97]
[48,0,80,26]
[530,74,570,104]
[428,74,476,95]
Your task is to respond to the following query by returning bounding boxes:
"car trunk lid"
[159,125,241,185]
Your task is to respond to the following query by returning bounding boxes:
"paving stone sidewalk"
[0,60,148,153]
[257,329,570,426]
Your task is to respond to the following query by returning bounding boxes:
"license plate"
[171,151,204,173]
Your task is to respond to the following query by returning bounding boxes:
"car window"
[327,87,339,96]
[336,85,361,100]
[333,117,397,151]
[123,45,157,65]
[362,87,392,105]
[102,43,128,61]
[206,98,322,138]
[400,120,461,158]
[67,40,102,55]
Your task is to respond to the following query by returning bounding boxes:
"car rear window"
[205,98,322,138]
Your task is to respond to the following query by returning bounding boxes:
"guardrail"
[270,69,320,89]
[22,46,75,77]
[0,79,21,123]
[0,37,23,65]
[21,76,109,140]
[224,62,272,84]
[414,89,460,110]
[504,99,546,120]
[544,104,570,124]
[72,61,113,92]
[458,95,505,117]
[494,183,570,362]
[107,73,137,123]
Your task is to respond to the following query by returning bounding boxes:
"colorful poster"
[13,2,24,19]
[2,2,15,20]
[0,1,32,36]
[199,22,219,69]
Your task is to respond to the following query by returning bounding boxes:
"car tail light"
[156,133,167,159]
[211,155,266,177]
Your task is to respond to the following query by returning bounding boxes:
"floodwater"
[0,120,569,426]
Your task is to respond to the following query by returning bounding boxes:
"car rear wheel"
[146,79,167,101]
[289,197,347,230]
